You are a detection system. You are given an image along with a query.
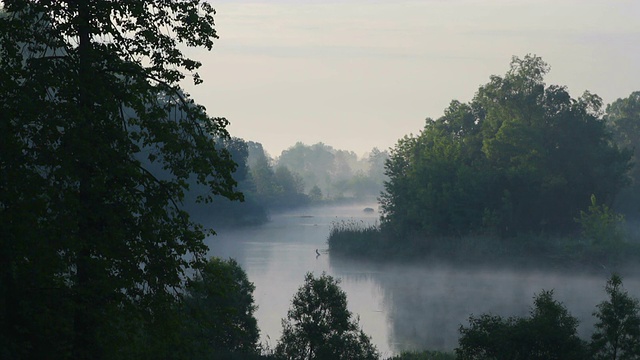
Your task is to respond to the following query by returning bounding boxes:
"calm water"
[204,203,640,357]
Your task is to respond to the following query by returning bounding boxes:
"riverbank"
[327,222,640,274]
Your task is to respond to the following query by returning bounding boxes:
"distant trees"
[275,273,379,360]
[381,55,630,237]
[276,142,389,200]
[245,141,309,209]
[189,139,390,225]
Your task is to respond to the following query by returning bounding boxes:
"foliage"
[576,195,625,245]
[0,1,240,358]
[591,274,640,360]
[276,142,389,200]
[179,258,260,359]
[275,272,379,360]
[456,290,588,360]
[381,55,631,238]
[606,92,640,184]
[246,141,310,209]
[185,137,268,227]
[309,185,324,202]
[605,91,640,215]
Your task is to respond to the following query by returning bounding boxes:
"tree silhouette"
[591,274,640,360]
[0,1,239,358]
[275,272,378,360]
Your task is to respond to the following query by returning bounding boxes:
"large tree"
[0,1,240,358]
[381,55,630,237]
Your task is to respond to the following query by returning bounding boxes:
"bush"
[456,290,587,360]
[576,194,625,245]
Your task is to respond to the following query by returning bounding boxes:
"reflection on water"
[205,204,640,357]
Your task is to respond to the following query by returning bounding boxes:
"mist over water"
[204,204,640,357]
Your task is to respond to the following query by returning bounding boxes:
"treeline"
[190,140,389,227]
[330,55,640,266]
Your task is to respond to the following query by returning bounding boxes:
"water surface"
[205,203,640,357]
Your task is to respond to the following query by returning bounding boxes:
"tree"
[605,91,640,214]
[309,185,324,202]
[381,55,630,237]
[606,91,640,178]
[367,147,389,183]
[275,272,378,360]
[457,290,587,360]
[0,1,239,358]
[591,274,640,360]
[274,166,302,194]
[277,142,336,195]
[180,258,260,359]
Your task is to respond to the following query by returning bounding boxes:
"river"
[204,203,640,357]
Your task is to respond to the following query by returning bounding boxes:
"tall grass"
[327,219,384,256]
[327,219,640,270]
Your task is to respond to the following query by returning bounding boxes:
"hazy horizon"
[183,0,640,156]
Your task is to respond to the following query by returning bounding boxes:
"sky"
[183,0,640,157]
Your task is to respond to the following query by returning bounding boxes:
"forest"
[190,140,388,227]
[3,1,640,359]
[330,56,640,270]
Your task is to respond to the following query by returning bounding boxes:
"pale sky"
[183,0,640,157]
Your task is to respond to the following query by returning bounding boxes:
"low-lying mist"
[329,257,640,354]
[208,203,640,356]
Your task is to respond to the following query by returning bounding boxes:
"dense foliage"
[275,272,379,360]
[455,274,640,360]
[457,290,588,359]
[179,258,260,359]
[605,92,640,215]
[381,55,630,237]
[0,1,240,358]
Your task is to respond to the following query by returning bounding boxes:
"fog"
[204,203,640,357]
